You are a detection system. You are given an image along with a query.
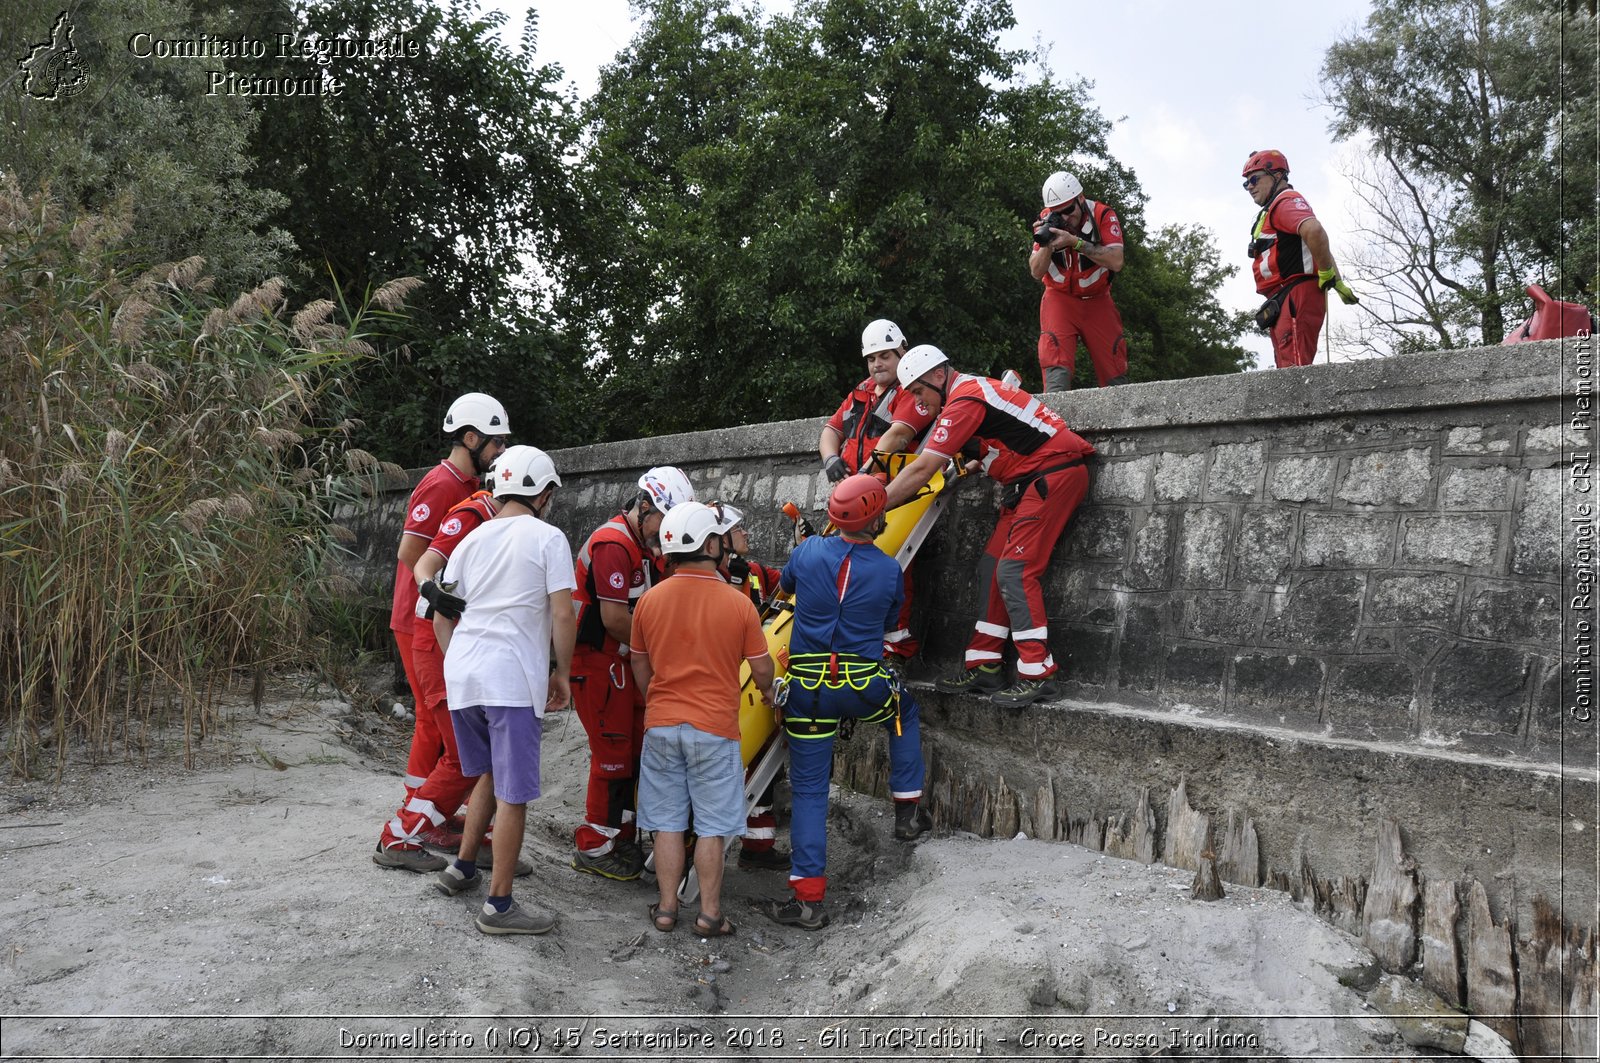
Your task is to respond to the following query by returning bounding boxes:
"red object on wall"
[1503,283,1595,343]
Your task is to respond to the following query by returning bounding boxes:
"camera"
[1030,210,1071,246]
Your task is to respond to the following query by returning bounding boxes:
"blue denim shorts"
[450,705,542,805]
[635,723,745,838]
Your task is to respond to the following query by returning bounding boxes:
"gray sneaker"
[434,864,481,896]
[571,847,643,881]
[761,896,829,930]
[991,676,1061,708]
[475,900,555,936]
[474,846,533,877]
[934,664,1003,695]
[373,844,447,873]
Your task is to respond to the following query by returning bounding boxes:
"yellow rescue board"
[736,453,951,766]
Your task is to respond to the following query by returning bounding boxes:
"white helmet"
[491,445,560,499]
[638,466,695,511]
[896,344,950,389]
[860,319,906,356]
[442,392,510,436]
[708,502,744,534]
[659,501,723,557]
[1042,170,1082,210]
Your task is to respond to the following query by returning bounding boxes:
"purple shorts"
[450,706,542,805]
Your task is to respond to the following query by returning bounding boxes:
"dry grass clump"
[0,186,420,777]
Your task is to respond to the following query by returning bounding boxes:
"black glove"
[822,454,848,483]
[418,579,466,621]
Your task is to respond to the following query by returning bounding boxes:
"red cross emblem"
[501,467,513,480]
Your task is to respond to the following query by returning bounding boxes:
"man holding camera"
[1030,170,1129,392]
[1241,149,1358,368]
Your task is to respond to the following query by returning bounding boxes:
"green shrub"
[0,184,410,776]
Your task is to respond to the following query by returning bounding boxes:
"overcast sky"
[498,0,1378,370]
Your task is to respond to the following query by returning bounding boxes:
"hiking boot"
[893,804,933,842]
[419,823,463,851]
[761,896,829,931]
[475,900,555,936]
[434,864,481,896]
[373,844,446,873]
[934,664,1003,695]
[571,847,643,881]
[991,676,1061,709]
[738,846,792,872]
[474,846,533,877]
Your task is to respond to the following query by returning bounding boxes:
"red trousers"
[380,630,477,849]
[883,563,919,658]
[964,465,1089,678]
[572,647,645,853]
[1038,289,1127,388]
[1269,281,1326,367]
[392,629,442,793]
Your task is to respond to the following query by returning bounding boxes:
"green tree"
[243,0,586,462]
[567,0,1246,440]
[0,0,294,289]
[1323,0,1597,347]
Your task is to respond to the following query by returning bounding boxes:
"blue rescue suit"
[778,535,925,899]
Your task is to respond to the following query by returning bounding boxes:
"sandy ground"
[0,677,1422,1062]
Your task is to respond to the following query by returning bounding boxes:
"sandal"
[648,902,678,933]
[692,912,736,938]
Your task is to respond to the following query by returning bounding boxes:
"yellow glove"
[1318,268,1359,305]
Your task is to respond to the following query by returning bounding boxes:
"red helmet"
[828,474,887,532]
[1242,149,1289,177]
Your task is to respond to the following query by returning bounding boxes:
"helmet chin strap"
[467,432,497,474]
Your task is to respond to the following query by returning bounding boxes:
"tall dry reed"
[0,184,413,777]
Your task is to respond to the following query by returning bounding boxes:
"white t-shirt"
[441,513,576,715]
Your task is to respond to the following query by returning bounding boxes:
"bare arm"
[884,451,946,509]
[748,652,775,706]
[876,423,915,455]
[818,424,843,461]
[433,613,455,655]
[630,652,653,700]
[1298,217,1338,274]
[547,588,575,712]
[397,534,428,578]
[413,549,444,586]
[599,598,632,647]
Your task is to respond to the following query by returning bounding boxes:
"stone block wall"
[542,341,1582,767]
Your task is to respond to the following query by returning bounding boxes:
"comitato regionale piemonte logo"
[19,11,88,101]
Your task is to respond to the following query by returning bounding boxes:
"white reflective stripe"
[965,649,1003,663]
[975,620,1010,638]
[743,826,776,840]
[1016,657,1055,677]
[583,822,620,847]
[386,814,423,844]
[748,803,772,818]
[621,810,636,825]
[890,789,923,800]
[1046,261,1065,284]
[967,374,1058,438]
[404,796,445,826]
[1076,266,1108,288]
[1012,626,1049,641]
[404,773,427,788]
[884,628,913,643]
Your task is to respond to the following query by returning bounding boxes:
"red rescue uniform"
[389,459,477,794]
[825,377,932,475]
[1036,200,1128,388]
[1250,187,1327,368]
[570,514,655,855]
[922,374,1094,678]
[379,491,497,851]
